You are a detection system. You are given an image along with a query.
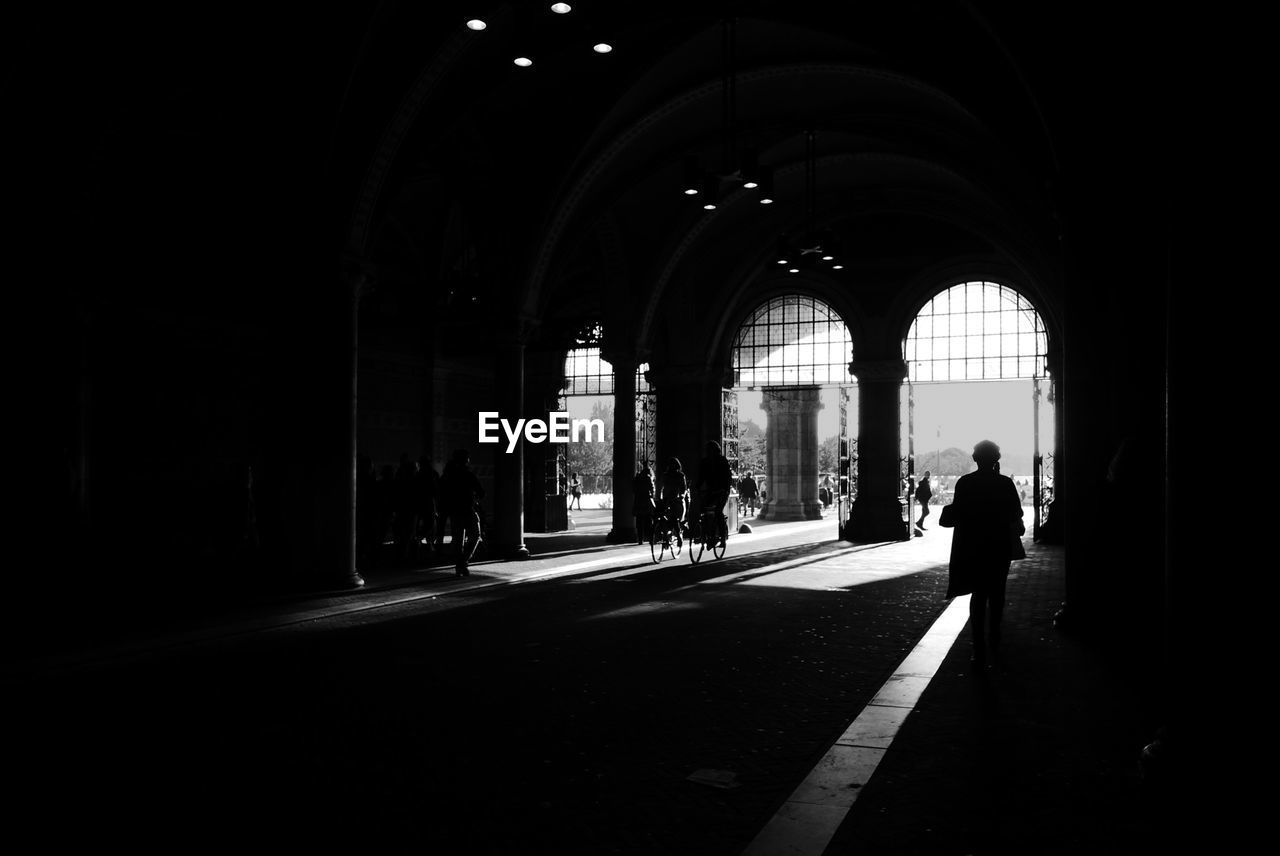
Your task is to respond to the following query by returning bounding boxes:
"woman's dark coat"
[940,468,1024,598]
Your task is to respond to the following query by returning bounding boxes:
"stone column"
[605,354,637,543]
[320,257,370,588]
[492,322,532,560]
[650,364,718,492]
[847,359,909,542]
[758,387,823,521]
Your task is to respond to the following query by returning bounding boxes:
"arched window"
[905,282,1047,382]
[732,295,853,387]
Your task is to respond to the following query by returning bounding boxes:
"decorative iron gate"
[906,379,917,533]
[837,386,855,536]
[1032,376,1055,538]
[636,390,657,471]
[721,388,739,474]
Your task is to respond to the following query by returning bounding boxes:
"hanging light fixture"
[768,130,842,273]
[678,19,770,207]
[682,156,701,196]
[757,166,774,204]
[701,174,721,210]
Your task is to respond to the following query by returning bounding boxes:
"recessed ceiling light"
[593,43,613,53]
[466,19,487,31]
[833,265,844,270]
[776,259,788,265]
[743,181,758,189]
[703,203,717,210]
[759,197,773,204]
[822,255,833,261]
[514,57,533,67]
[683,188,698,196]
[551,3,572,13]
[788,268,799,274]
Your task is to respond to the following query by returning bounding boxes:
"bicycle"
[688,505,727,564]
[649,507,684,563]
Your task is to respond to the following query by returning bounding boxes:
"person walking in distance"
[568,471,583,511]
[440,449,485,577]
[916,470,933,530]
[939,441,1025,668]
[737,471,758,517]
[633,462,656,545]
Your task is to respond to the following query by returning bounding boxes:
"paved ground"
[2,514,1196,852]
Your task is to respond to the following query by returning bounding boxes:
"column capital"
[849,359,908,384]
[600,348,638,370]
[1044,345,1064,377]
[761,387,824,415]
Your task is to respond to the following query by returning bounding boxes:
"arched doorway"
[730,294,855,527]
[546,325,656,536]
[903,281,1055,537]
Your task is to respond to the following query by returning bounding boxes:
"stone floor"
[2,518,1202,852]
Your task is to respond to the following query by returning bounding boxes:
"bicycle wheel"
[688,520,704,564]
[713,532,726,559]
[650,525,663,563]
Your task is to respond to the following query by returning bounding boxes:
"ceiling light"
[743,180,758,189]
[776,259,788,265]
[703,202,717,210]
[466,19,487,31]
[759,197,773,204]
[832,265,844,270]
[593,43,613,53]
[551,3,572,13]
[788,268,799,274]
[822,255,834,261]
[682,156,702,197]
[514,57,533,67]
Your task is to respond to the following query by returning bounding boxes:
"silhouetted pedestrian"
[440,449,484,577]
[916,470,933,529]
[633,463,655,544]
[568,471,582,510]
[414,455,438,562]
[940,441,1025,668]
[738,471,758,516]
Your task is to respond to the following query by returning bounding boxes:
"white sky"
[568,378,1052,459]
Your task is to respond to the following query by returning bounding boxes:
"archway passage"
[903,281,1055,537]
[731,295,855,524]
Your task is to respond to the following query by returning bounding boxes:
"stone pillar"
[322,257,370,587]
[650,364,717,492]
[758,387,823,521]
[606,354,637,543]
[847,359,909,542]
[492,327,531,560]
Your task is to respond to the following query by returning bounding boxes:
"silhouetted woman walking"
[940,440,1025,668]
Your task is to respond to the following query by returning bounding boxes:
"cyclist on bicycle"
[657,457,689,540]
[697,441,733,547]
